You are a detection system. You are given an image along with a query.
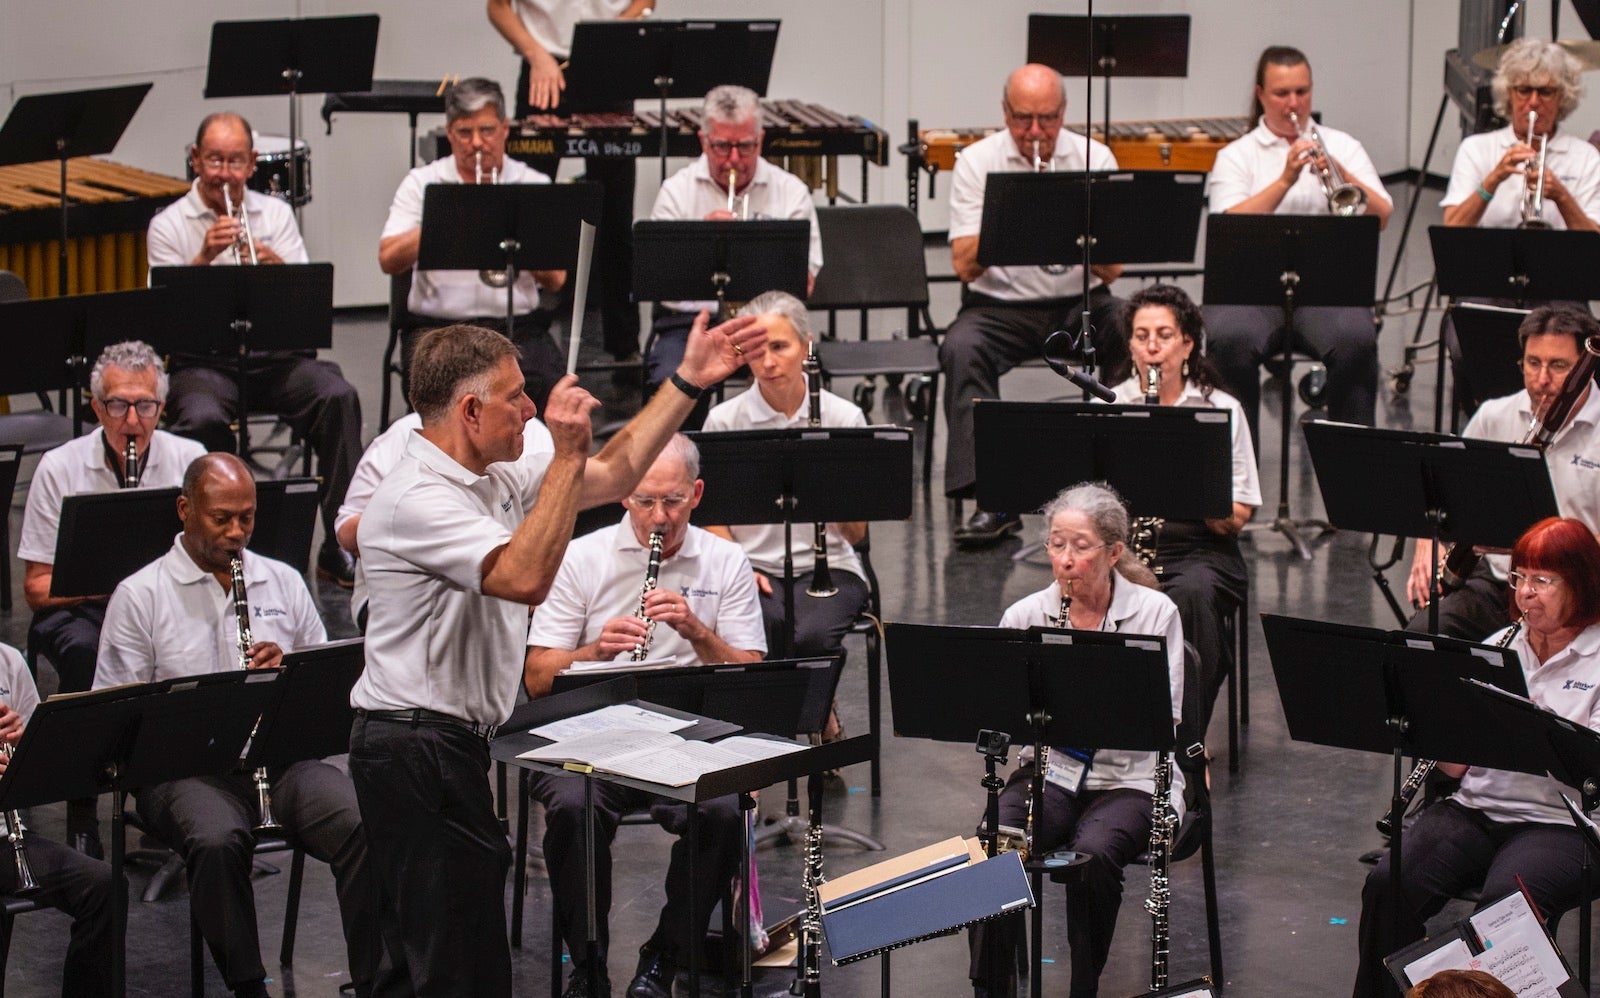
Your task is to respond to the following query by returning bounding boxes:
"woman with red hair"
[1353,517,1600,997]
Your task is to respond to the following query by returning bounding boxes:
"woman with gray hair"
[968,481,1186,998]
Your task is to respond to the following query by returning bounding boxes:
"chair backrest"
[389,269,419,331]
[0,271,26,305]
[807,205,930,311]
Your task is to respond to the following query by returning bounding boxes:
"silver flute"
[630,529,665,661]
[232,556,280,832]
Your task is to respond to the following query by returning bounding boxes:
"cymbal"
[1471,38,1600,72]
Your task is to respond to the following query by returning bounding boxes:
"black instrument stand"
[1204,214,1380,560]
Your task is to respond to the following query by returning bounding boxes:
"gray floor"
[0,185,1559,997]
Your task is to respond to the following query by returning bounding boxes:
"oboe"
[1375,618,1524,836]
[0,744,38,894]
[1145,747,1177,990]
[1145,364,1161,406]
[630,529,665,661]
[804,343,837,599]
[123,436,139,488]
[1023,582,1073,861]
[232,556,280,831]
[798,777,825,997]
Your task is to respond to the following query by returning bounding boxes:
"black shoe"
[972,979,1017,998]
[626,951,676,998]
[317,544,356,589]
[953,510,1021,547]
[70,830,104,861]
[563,966,613,998]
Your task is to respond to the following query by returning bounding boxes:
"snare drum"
[184,134,312,206]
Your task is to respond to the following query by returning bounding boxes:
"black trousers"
[166,355,362,544]
[348,714,511,998]
[968,766,1152,998]
[759,569,869,659]
[136,761,380,994]
[28,602,106,836]
[1353,800,1587,998]
[938,289,1126,498]
[1403,559,1512,642]
[0,833,121,997]
[1158,537,1248,737]
[529,770,743,978]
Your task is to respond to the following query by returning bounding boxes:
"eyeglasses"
[198,154,252,171]
[1131,328,1183,346]
[1044,538,1107,557]
[1520,357,1575,376]
[1003,105,1064,129]
[630,493,690,512]
[449,123,504,143]
[706,139,759,156]
[1512,85,1560,100]
[1509,570,1562,593]
[101,398,161,419]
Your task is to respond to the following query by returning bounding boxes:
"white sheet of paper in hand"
[529,703,694,741]
[1402,937,1476,988]
[1469,892,1567,997]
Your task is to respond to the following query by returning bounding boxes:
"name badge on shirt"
[1044,746,1096,795]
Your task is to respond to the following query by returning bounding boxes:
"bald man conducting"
[941,64,1126,547]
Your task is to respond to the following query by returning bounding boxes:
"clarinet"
[803,344,837,599]
[630,529,665,661]
[123,437,139,488]
[1023,583,1073,861]
[797,779,825,998]
[1375,618,1524,836]
[0,744,38,894]
[1131,367,1166,573]
[1144,364,1161,406]
[232,556,280,832]
[1145,747,1177,990]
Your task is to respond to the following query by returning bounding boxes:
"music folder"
[1383,888,1582,996]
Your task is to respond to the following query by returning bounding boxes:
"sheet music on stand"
[1384,888,1582,997]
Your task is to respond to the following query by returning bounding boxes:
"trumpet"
[630,529,665,661]
[724,167,749,220]
[232,556,280,832]
[475,150,511,288]
[1290,111,1367,217]
[222,186,258,265]
[1520,111,1551,230]
[804,342,837,600]
[0,745,38,895]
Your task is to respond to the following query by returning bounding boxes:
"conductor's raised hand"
[542,374,601,457]
[678,311,764,389]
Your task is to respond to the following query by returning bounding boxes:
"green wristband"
[1476,184,1494,202]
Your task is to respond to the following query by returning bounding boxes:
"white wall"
[0,1,1531,306]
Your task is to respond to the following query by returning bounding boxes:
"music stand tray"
[977,171,1206,269]
[416,182,603,274]
[148,264,335,356]
[204,15,379,99]
[247,638,364,770]
[633,219,810,305]
[1027,15,1192,79]
[564,19,780,109]
[689,426,915,526]
[1430,226,1600,304]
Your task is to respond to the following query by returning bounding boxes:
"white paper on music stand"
[529,703,692,741]
[1402,938,1475,989]
[1469,891,1567,997]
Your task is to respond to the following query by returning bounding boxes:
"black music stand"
[417,182,603,374]
[320,80,448,168]
[204,14,380,217]
[1302,420,1558,633]
[246,638,363,771]
[1451,301,1528,409]
[1261,615,1534,951]
[564,19,780,180]
[1026,15,1192,140]
[0,83,152,298]
[886,622,1173,998]
[1204,213,1380,560]
[633,219,810,317]
[0,672,280,995]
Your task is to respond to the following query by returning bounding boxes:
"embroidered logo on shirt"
[502,496,513,512]
[1563,679,1594,691]
[1570,455,1600,471]
[255,606,287,618]
[685,587,719,598]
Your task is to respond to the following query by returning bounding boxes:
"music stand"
[0,672,279,994]
[1451,301,1528,409]
[1302,420,1558,633]
[1204,213,1380,560]
[564,19,780,180]
[416,182,603,374]
[885,622,1174,998]
[1026,15,1192,140]
[320,80,448,168]
[0,83,152,298]
[246,638,364,770]
[633,219,810,317]
[204,14,380,219]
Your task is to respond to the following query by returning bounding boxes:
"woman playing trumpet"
[1354,517,1600,998]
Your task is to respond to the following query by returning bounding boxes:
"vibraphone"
[0,158,191,299]
[431,100,889,202]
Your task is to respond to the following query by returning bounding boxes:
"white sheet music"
[529,703,693,741]
[605,736,803,786]
[1469,892,1567,998]
[1402,938,1475,988]
[520,728,686,768]
[561,657,678,675]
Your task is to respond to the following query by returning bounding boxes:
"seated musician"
[1407,304,1600,639]
[378,77,567,409]
[18,340,206,858]
[0,640,121,997]
[334,411,554,630]
[1353,516,1600,998]
[941,63,1124,548]
[1204,45,1391,446]
[967,481,1185,998]
[1107,284,1260,734]
[702,290,869,662]
[94,453,380,998]
[1439,38,1600,410]
[523,433,764,998]
[147,111,363,589]
[646,84,823,426]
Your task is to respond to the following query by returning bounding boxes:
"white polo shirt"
[1109,378,1263,508]
[1441,126,1600,229]
[0,644,40,836]
[336,414,557,623]
[17,428,207,567]
[510,0,630,59]
[95,540,326,686]
[1455,621,1600,824]
[1462,387,1600,580]
[353,431,548,725]
[947,128,1118,302]
[147,180,308,268]
[527,519,767,668]
[380,155,552,320]
[701,377,867,579]
[1207,117,1390,216]
[1000,575,1185,798]
[650,155,822,314]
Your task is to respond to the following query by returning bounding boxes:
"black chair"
[846,530,886,797]
[0,444,22,612]
[1221,599,1249,775]
[379,270,423,431]
[0,892,49,996]
[0,271,75,460]
[807,205,942,486]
